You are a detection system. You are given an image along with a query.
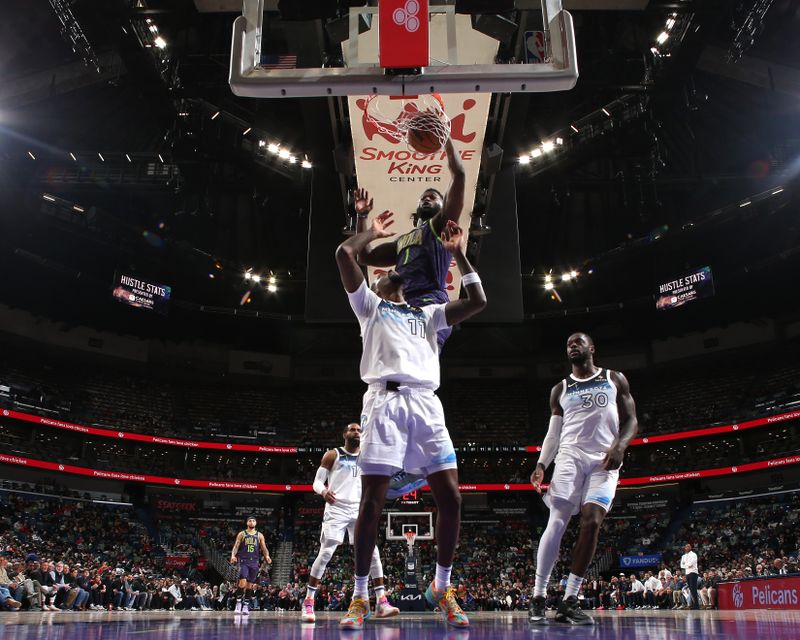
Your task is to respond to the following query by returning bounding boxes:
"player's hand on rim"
[353,188,373,216]
[530,464,545,494]
[441,220,464,254]
[371,210,396,239]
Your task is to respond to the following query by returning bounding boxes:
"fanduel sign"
[619,554,662,568]
[718,577,800,610]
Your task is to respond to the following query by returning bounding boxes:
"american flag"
[260,54,298,69]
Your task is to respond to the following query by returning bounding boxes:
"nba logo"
[525,31,546,64]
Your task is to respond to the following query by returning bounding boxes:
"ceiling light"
[244,272,252,281]
[531,149,542,158]
[561,273,572,281]
[518,155,531,164]
[69,152,77,161]
[666,17,676,30]
[158,153,164,163]
[73,205,84,213]
[251,274,262,283]
[542,141,555,153]
[656,31,669,45]
[154,36,167,49]
[28,151,36,160]
[544,282,554,290]
[570,270,578,278]
[242,127,251,135]
[279,149,290,159]
[98,153,105,161]
[544,274,552,283]
[268,143,280,154]
[289,155,297,164]
[556,137,564,145]
[301,160,312,169]
[772,188,784,195]
[739,201,751,207]
[42,194,56,202]
[267,284,277,293]
[211,111,220,120]
[602,108,611,117]
[125,154,132,162]
[570,124,579,133]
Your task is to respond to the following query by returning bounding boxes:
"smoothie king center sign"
[346,13,497,298]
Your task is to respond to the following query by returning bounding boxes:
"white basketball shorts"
[358,384,457,478]
[544,446,620,515]
[320,502,358,545]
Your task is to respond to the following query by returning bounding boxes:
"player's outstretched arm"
[531,383,565,492]
[440,221,486,326]
[432,138,466,235]
[351,188,399,268]
[230,532,243,564]
[336,211,396,293]
[604,371,639,470]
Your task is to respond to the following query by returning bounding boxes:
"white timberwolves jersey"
[326,447,361,511]
[346,281,449,389]
[559,368,620,455]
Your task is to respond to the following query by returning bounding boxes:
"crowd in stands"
[2,482,800,614]
[3,344,800,451]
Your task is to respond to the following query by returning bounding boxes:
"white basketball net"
[363,94,451,152]
[404,530,417,554]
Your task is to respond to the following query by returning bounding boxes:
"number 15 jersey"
[558,368,619,456]
[347,281,449,390]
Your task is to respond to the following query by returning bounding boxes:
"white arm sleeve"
[536,415,563,469]
[313,467,329,495]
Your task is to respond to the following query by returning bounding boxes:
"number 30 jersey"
[346,281,449,390]
[558,368,619,456]
[325,447,361,512]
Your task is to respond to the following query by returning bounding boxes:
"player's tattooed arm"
[258,533,272,564]
[230,531,243,563]
[432,138,466,235]
[604,371,639,470]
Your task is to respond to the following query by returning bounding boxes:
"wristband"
[356,213,369,219]
[461,272,481,287]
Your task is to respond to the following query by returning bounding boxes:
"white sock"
[374,585,385,600]
[533,573,549,598]
[354,575,369,599]
[435,564,452,591]
[305,585,317,600]
[565,573,584,598]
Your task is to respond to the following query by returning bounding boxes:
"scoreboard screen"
[655,266,714,311]
[112,272,171,315]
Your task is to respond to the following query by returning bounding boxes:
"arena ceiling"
[0,0,798,350]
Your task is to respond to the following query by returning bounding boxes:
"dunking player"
[229,516,271,615]
[301,422,399,623]
[354,137,466,349]
[335,214,486,630]
[528,333,638,625]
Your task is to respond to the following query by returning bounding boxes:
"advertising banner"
[113,272,171,315]
[619,554,662,569]
[655,266,714,310]
[718,576,800,610]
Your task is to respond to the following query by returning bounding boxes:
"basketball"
[406,112,447,154]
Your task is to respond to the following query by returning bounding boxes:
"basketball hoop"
[363,93,451,152]
[404,530,417,554]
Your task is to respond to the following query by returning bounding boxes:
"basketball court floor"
[3,610,800,639]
